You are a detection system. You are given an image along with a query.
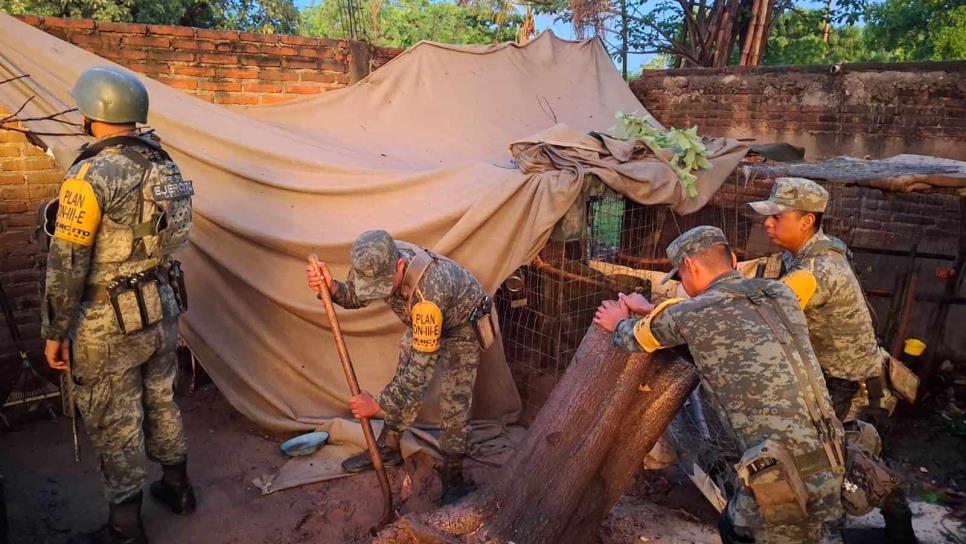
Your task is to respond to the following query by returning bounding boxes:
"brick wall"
[19,15,401,106]
[633,63,966,161]
[0,115,60,373]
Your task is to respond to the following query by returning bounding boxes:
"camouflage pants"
[73,314,187,504]
[379,324,480,456]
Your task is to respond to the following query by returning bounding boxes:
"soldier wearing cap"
[748,177,917,542]
[42,67,195,544]
[305,230,490,504]
[748,177,892,420]
[595,226,845,544]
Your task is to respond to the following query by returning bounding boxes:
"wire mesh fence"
[495,165,764,416]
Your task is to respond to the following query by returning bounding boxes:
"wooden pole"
[307,255,395,532]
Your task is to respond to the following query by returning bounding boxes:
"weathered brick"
[285,83,323,94]
[197,29,240,41]
[214,93,259,105]
[0,172,25,184]
[148,50,196,63]
[199,53,239,65]
[215,67,260,80]
[121,35,170,48]
[43,17,95,30]
[237,32,278,44]
[259,94,296,105]
[0,144,23,158]
[172,38,216,51]
[240,54,281,67]
[98,21,147,34]
[16,15,44,27]
[1,156,55,171]
[284,59,318,70]
[199,80,242,92]
[172,66,216,78]
[279,35,317,46]
[257,69,298,81]
[148,25,195,37]
[157,77,199,91]
[243,82,283,93]
[298,71,340,84]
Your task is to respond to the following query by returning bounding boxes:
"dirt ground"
[2,381,964,544]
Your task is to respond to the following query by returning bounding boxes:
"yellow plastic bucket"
[903,338,926,357]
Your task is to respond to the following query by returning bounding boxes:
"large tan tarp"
[0,15,748,432]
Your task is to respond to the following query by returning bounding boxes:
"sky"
[294,0,655,73]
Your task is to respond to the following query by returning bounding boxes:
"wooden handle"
[307,254,394,529]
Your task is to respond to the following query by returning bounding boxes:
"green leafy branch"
[609,112,713,198]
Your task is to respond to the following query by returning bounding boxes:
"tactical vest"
[798,234,880,333]
[716,279,845,474]
[71,135,193,287]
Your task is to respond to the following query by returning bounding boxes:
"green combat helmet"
[70,66,149,124]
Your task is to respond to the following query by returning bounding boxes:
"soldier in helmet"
[305,230,493,504]
[748,177,917,542]
[595,226,846,543]
[43,66,195,544]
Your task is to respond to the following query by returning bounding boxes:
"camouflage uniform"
[612,227,845,544]
[749,178,888,421]
[42,136,189,504]
[331,232,487,456]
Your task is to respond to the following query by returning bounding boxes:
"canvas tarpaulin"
[0,15,748,432]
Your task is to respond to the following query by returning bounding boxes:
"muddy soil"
[2,384,964,543]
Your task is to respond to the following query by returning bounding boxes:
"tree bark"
[373,327,700,544]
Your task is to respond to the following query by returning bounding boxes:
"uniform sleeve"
[329,271,370,309]
[41,163,102,340]
[611,299,687,353]
[375,349,438,414]
[803,254,834,310]
[41,239,94,340]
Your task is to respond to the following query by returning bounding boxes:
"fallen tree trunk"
[373,326,700,544]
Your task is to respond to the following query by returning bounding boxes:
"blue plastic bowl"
[280,431,329,457]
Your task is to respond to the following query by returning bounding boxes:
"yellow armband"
[782,270,817,309]
[411,300,443,353]
[53,163,100,247]
[632,298,683,352]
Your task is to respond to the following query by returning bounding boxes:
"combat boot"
[882,488,918,544]
[439,455,472,506]
[150,459,196,515]
[67,492,147,544]
[341,425,403,473]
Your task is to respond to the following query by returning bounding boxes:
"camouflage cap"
[661,226,729,284]
[748,177,829,215]
[349,230,401,301]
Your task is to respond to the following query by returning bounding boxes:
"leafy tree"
[865,0,966,61]
[0,0,300,32]
[761,10,889,65]
[300,0,520,48]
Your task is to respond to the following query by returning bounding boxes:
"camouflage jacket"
[332,245,486,406]
[613,272,844,527]
[782,230,881,381]
[41,137,181,342]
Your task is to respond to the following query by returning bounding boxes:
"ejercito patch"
[54,170,100,246]
[411,300,443,353]
[151,179,194,201]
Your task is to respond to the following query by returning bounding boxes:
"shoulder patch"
[782,269,817,309]
[411,300,443,353]
[53,163,101,247]
[632,298,682,352]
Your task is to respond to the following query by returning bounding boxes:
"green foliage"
[300,0,520,48]
[610,112,713,198]
[762,10,889,65]
[0,0,299,32]
[865,0,966,61]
